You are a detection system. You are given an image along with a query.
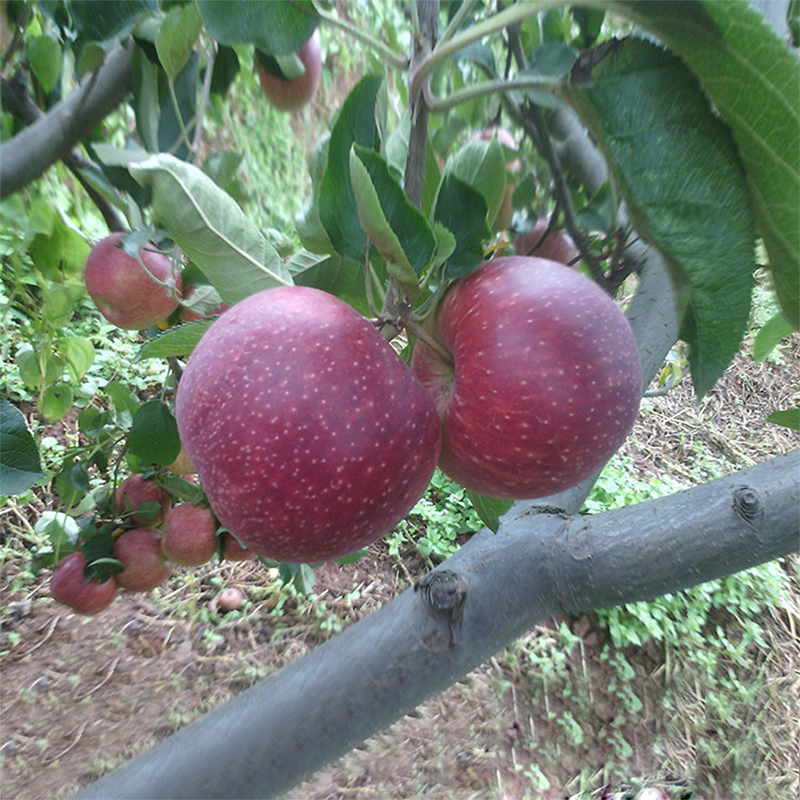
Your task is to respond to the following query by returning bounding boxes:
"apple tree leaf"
[61,337,95,383]
[766,408,800,431]
[350,144,436,285]
[129,154,292,305]
[40,383,74,423]
[128,400,181,466]
[0,398,45,496]
[466,492,514,534]
[753,311,795,362]
[27,35,62,94]
[138,319,214,361]
[447,137,507,232]
[156,2,202,81]
[197,0,318,56]
[318,75,383,263]
[561,37,756,399]
[608,0,800,329]
[433,173,490,281]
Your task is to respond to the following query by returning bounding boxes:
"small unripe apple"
[115,473,171,526]
[50,552,118,614]
[221,532,254,561]
[162,504,218,566]
[84,233,181,330]
[113,528,173,592]
[512,218,580,265]
[176,285,440,563]
[217,587,244,613]
[258,30,321,112]
[411,256,641,499]
[166,445,196,476]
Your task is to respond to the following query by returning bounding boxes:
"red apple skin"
[258,30,321,112]
[411,256,641,499]
[221,532,254,561]
[512,219,580,266]
[162,504,218,567]
[115,474,171,526]
[217,587,244,613]
[84,233,182,330]
[175,286,440,563]
[50,552,118,615]
[113,528,173,592]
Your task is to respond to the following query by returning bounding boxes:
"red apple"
[512,218,580,265]
[221,532,254,561]
[50,552,118,614]
[258,30,321,112]
[113,528,173,592]
[115,473,171,526]
[175,285,440,563]
[411,256,641,499]
[84,232,182,330]
[470,126,520,232]
[161,504,218,566]
[217,587,244,613]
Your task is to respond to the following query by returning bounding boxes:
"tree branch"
[71,450,799,800]
[0,43,134,199]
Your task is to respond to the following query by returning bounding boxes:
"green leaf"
[318,75,383,262]
[466,491,514,534]
[766,408,800,430]
[27,35,62,94]
[129,153,292,305]
[55,460,90,510]
[69,0,156,47]
[29,211,90,280]
[42,283,76,328]
[197,0,318,55]
[433,173,490,280]
[350,145,436,284]
[289,252,375,316]
[102,380,141,418]
[128,400,181,466]
[40,383,74,423]
[609,0,800,329]
[35,511,80,560]
[753,311,794,362]
[0,399,45,496]
[138,319,214,360]
[447,136,507,232]
[156,2,202,81]
[132,46,160,152]
[60,337,95,382]
[158,51,198,161]
[561,37,756,399]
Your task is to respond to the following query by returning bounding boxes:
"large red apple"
[512,218,580,265]
[175,286,440,563]
[113,528,173,592]
[258,30,321,112]
[411,256,641,499]
[115,473,171,526]
[84,232,182,330]
[50,552,118,614]
[161,504,218,566]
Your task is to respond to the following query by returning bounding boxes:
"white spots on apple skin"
[175,286,441,563]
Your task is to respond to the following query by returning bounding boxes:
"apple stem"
[405,318,454,367]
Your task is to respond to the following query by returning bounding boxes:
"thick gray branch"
[72,451,799,800]
[0,43,133,199]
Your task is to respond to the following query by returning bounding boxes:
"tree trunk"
[72,451,799,800]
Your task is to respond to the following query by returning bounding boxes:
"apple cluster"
[49,472,254,616]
